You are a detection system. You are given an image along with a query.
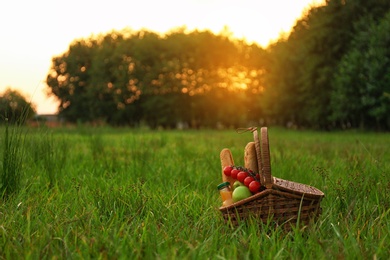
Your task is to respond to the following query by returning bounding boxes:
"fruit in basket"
[230,168,240,179]
[233,180,244,190]
[237,171,249,183]
[243,176,255,187]
[249,180,261,193]
[232,186,252,202]
[223,166,233,176]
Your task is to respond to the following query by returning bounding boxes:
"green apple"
[233,181,244,190]
[232,186,252,202]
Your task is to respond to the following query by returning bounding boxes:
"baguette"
[244,142,258,174]
[220,148,235,186]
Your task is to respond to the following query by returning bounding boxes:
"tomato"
[249,181,261,193]
[230,169,240,179]
[223,166,233,176]
[237,171,249,183]
[243,176,255,187]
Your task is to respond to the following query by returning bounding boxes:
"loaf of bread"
[244,142,258,173]
[220,148,235,186]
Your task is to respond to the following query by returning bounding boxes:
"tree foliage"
[46,29,267,128]
[261,0,390,129]
[0,88,36,124]
[46,0,390,130]
[331,11,390,129]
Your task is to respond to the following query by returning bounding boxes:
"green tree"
[46,38,97,123]
[0,88,36,124]
[331,11,390,130]
[262,0,390,129]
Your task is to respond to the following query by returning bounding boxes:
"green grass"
[0,126,389,259]
[0,120,25,199]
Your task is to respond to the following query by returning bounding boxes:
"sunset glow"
[0,0,324,114]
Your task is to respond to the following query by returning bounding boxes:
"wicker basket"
[219,127,324,229]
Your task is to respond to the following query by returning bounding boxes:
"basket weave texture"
[219,127,324,229]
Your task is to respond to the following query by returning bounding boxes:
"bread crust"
[244,142,258,174]
[220,148,235,186]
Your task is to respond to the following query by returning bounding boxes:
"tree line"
[45,28,266,128]
[263,0,390,130]
[2,0,389,130]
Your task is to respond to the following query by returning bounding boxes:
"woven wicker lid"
[273,177,324,198]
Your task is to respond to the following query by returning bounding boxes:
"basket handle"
[252,129,264,184]
[261,127,273,188]
[253,127,273,189]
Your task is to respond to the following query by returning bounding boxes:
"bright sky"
[0,0,324,114]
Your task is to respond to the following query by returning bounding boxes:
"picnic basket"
[219,127,324,230]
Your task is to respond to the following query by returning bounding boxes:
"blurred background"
[1,0,389,130]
